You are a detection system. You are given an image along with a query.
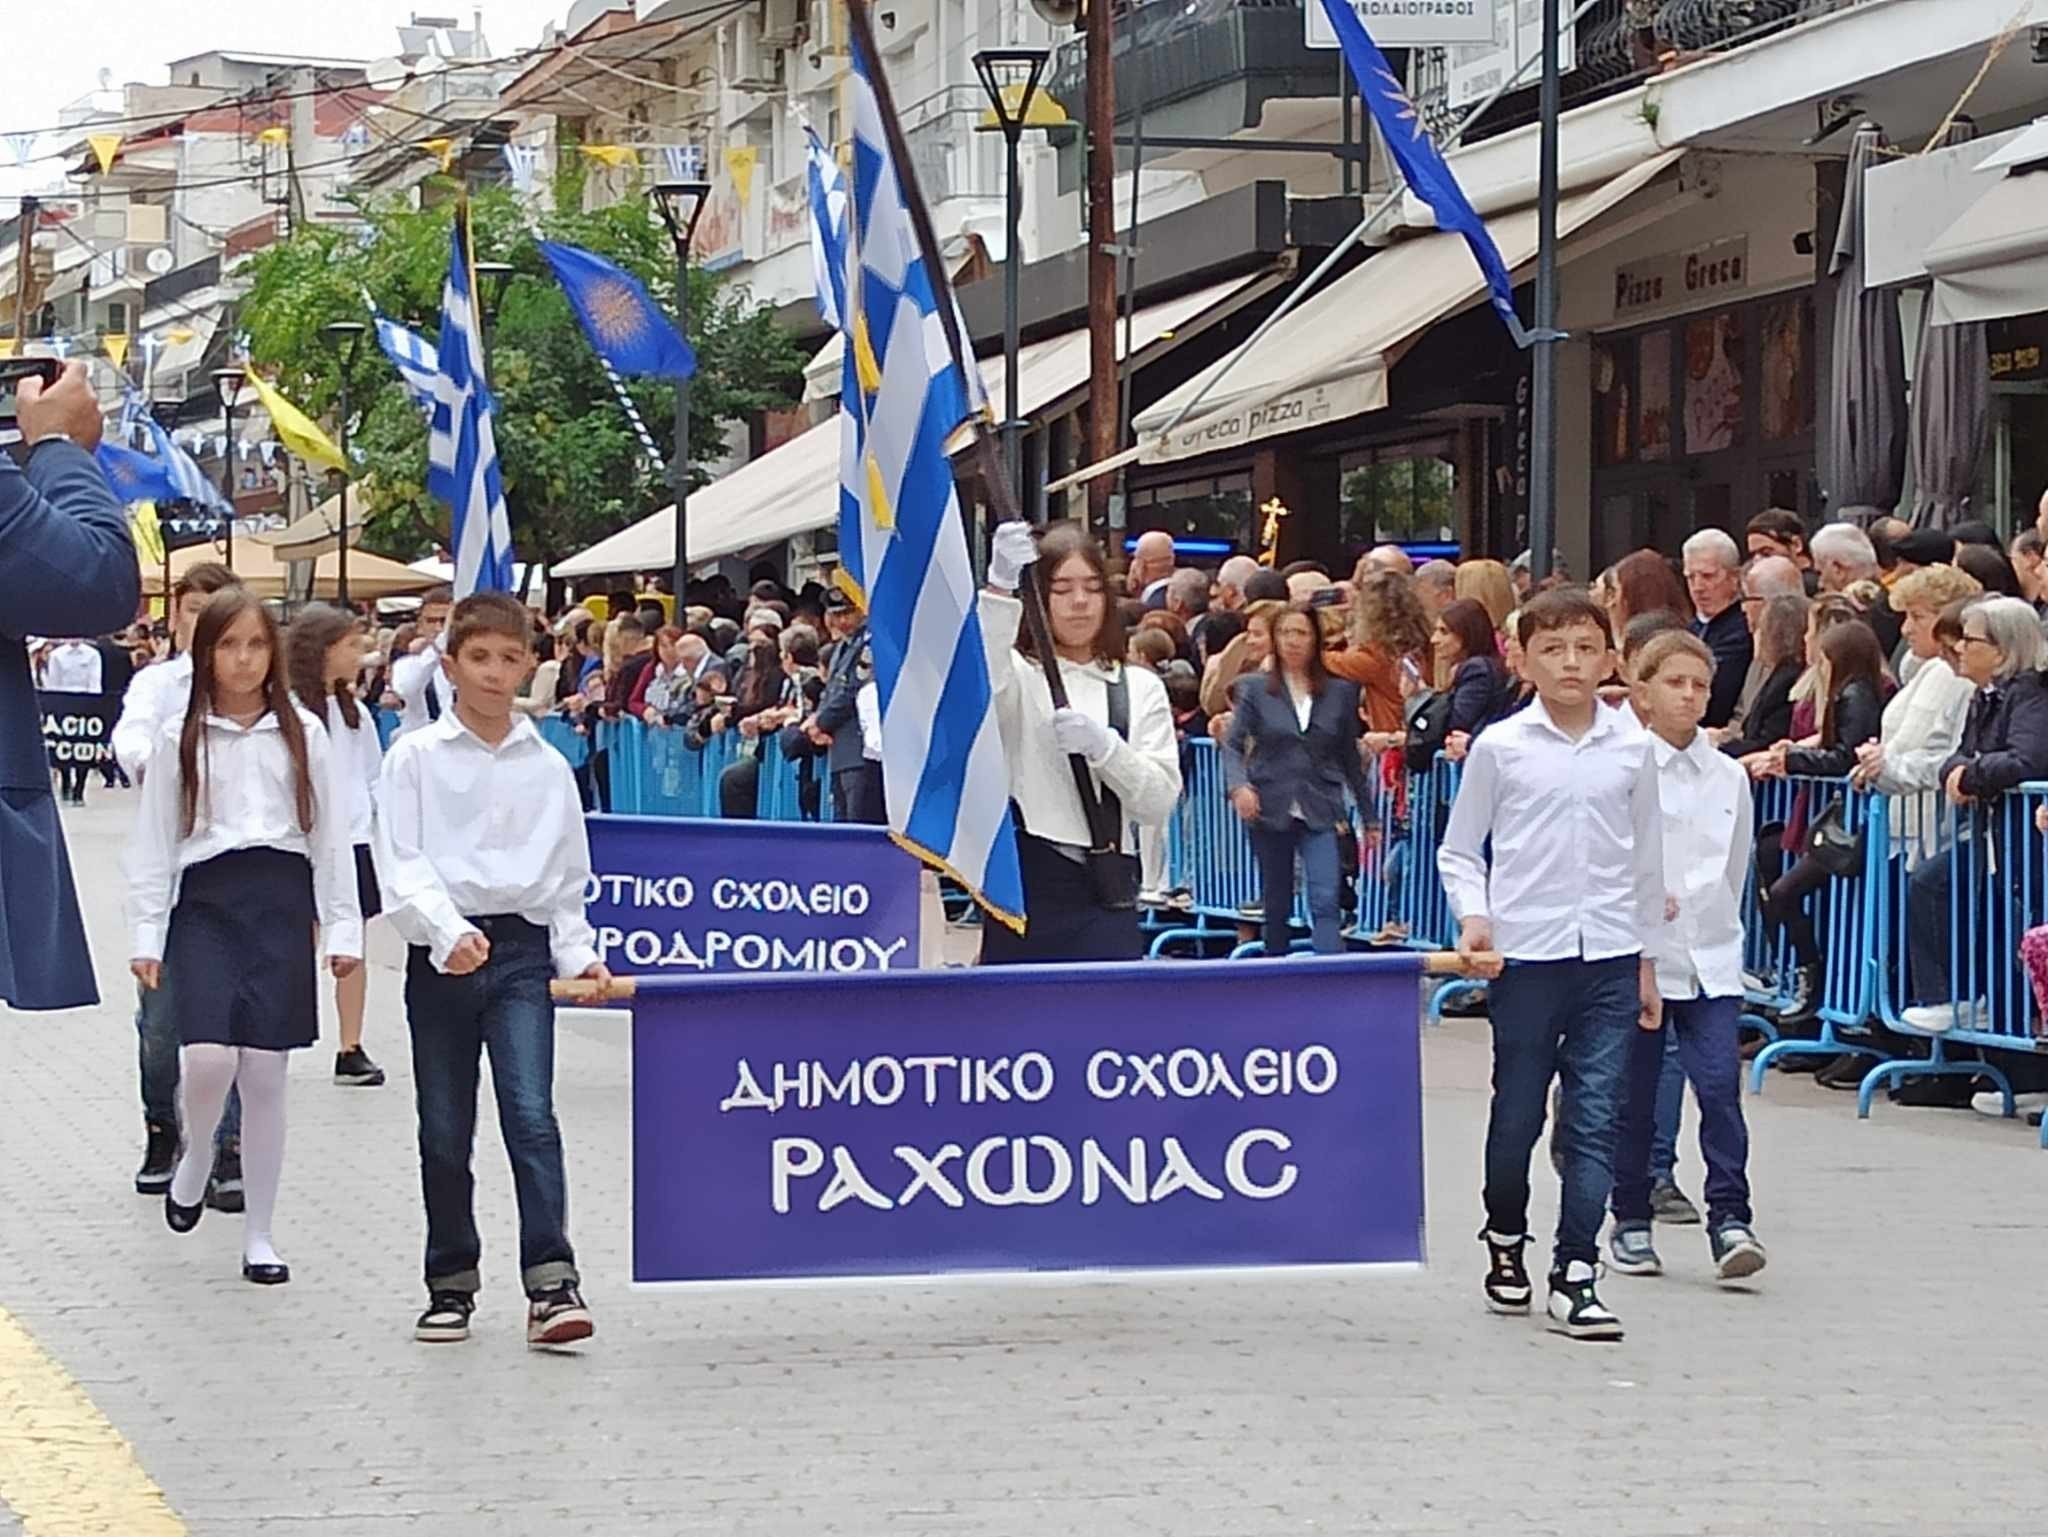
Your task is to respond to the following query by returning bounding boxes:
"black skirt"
[165,846,318,1050]
[353,841,382,919]
[979,832,1142,966]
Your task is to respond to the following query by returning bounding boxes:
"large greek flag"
[427,202,515,597]
[373,311,439,413]
[839,42,1023,930]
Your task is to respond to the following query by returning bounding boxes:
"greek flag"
[373,312,440,414]
[142,416,231,513]
[803,124,847,329]
[837,40,1023,930]
[427,202,515,597]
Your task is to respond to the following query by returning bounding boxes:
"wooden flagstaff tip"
[551,976,639,1004]
[1422,950,1505,979]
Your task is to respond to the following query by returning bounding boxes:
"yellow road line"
[0,1304,185,1536]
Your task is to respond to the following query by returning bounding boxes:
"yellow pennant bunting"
[103,334,129,368]
[244,374,349,476]
[129,501,165,567]
[258,126,289,146]
[723,145,758,204]
[422,137,455,173]
[578,144,638,171]
[86,133,122,174]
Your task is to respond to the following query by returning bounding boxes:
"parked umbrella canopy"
[1909,120,1991,530]
[1825,122,1908,518]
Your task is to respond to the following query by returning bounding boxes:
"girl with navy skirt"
[288,604,387,1088]
[126,590,361,1285]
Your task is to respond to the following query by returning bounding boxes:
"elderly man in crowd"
[1681,528,1751,729]
[1412,558,1457,623]
[1213,554,1260,613]
[1812,522,1902,653]
[1360,544,1413,580]
[1129,530,1176,605]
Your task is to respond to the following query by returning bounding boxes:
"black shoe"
[1546,1260,1624,1341]
[1816,1052,1875,1091]
[135,1120,179,1195]
[526,1282,594,1347]
[1440,992,1489,1019]
[1773,963,1824,1028]
[164,1189,204,1233]
[206,1140,244,1213]
[1479,1229,1531,1315]
[415,1290,476,1343]
[1773,1051,1831,1075]
[333,1047,386,1087]
[242,1260,290,1285]
[1889,1074,1983,1109]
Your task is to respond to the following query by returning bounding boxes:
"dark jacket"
[1223,673,1372,832]
[1783,677,1884,779]
[1720,662,1800,760]
[1941,669,2048,801]
[1445,656,1513,738]
[1693,603,1754,730]
[814,624,871,775]
[1,440,141,1009]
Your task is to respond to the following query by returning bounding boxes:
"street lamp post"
[210,365,246,572]
[472,261,515,356]
[974,47,1052,522]
[322,321,368,611]
[650,180,711,606]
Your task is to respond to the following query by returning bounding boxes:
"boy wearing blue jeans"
[1608,631,1767,1282]
[377,593,617,1348]
[1439,589,1664,1341]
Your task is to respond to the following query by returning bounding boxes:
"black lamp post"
[472,261,515,354]
[209,365,246,571]
[322,321,368,611]
[974,47,1052,520]
[650,179,711,604]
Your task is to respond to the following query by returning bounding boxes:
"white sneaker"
[1971,1089,2048,1119]
[1900,1001,1985,1034]
[1546,1260,1624,1341]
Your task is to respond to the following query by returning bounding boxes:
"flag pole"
[842,0,1116,856]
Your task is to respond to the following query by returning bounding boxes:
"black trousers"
[831,764,884,824]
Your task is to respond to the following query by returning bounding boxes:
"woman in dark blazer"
[1432,598,1514,743]
[1225,602,1372,956]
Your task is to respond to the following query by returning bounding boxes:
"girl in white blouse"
[288,604,387,1088]
[126,589,361,1286]
[979,521,1181,963]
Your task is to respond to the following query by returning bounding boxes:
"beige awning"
[1926,165,2048,328]
[257,487,368,562]
[141,536,436,599]
[1120,149,1689,473]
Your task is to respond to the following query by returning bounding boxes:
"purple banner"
[629,955,1425,1284]
[584,816,922,978]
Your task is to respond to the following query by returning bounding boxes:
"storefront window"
[1683,311,1745,456]
[1594,339,1634,466]
[1128,471,1255,549]
[1760,296,1814,442]
[1337,442,1457,552]
[1637,331,1672,462]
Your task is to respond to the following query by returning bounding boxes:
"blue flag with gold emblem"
[1316,0,1526,343]
[537,239,697,379]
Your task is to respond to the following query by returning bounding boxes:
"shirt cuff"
[321,920,364,963]
[553,941,599,981]
[427,921,481,974]
[132,923,165,963]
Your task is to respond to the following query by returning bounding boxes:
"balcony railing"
[1415,0,1884,142]
[901,85,1005,205]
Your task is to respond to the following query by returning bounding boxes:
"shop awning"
[553,416,842,580]
[140,536,438,600]
[1118,150,1688,472]
[1925,165,2048,328]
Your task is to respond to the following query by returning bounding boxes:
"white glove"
[1051,706,1116,766]
[987,520,1039,592]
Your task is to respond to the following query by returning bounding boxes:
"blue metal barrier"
[1864,785,2046,1144]
[372,706,400,750]
[536,713,591,770]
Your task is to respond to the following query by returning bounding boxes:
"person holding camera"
[1,361,142,1009]
[979,521,1181,964]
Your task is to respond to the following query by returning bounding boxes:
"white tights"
[171,1044,289,1268]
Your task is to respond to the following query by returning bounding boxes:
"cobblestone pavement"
[3,794,2045,1537]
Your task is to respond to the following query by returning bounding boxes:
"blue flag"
[95,440,177,506]
[1316,0,1527,344]
[537,240,696,380]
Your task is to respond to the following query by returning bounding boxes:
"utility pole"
[1527,0,1563,582]
[10,196,38,346]
[1084,0,1117,533]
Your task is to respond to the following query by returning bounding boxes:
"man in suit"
[1682,528,1752,730]
[0,361,142,1009]
[807,591,882,823]
[94,628,137,788]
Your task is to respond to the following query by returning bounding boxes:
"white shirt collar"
[1648,728,1716,772]
[430,709,540,755]
[1522,693,1619,745]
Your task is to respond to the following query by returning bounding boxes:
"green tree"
[238,185,803,571]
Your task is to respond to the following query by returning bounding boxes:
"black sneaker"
[333,1047,386,1087]
[1650,1181,1701,1225]
[415,1290,475,1343]
[1709,1223,1768,1284]
[526,1283,594,1347]
[1480,1229,1532,1315]
[206,1139,244,1214]
[1546,1260,1624,1341]
[135,1120,179,1195]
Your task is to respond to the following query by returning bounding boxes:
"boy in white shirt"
[389,584,455,738]
[1439,588,1664,1342]
[376,593,615,1348]
[1608,631,1767,1283]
